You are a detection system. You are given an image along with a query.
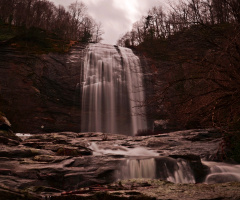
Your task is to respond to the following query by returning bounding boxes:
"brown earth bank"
[0,43,87,133]
[1,127,240,200]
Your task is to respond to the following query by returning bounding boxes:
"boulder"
[0,114,11,129]
[0,113,21,145]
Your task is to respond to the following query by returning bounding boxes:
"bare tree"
[0,0,103,43]
[68,1,86,40]
[92,22,104,43]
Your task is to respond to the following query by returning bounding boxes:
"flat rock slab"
[0,130,236,200]
[2,179,240,200]
[50,179,240,200]
[0,184,41,200]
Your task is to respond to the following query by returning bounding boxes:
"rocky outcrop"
[0,112,11,129]
[0,184,41,200]
[0,132,119,196]
[0,129,239,199]
[2,179,240,200]
[0,44,87,133]
[57,179,240,200]
[1,179,240,200]
[0,113,21,145]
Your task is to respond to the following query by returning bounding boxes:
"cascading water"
[89,142,196,184]
[81,43,147,135]
[203,161,240,183]
[89,142,240,184]
[165,159,196,183]
[119,158,156,179]
[118,157,195,183]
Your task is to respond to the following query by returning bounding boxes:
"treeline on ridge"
[0,0,103,43]
[117,0,240,46]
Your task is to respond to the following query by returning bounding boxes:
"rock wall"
[0,44,87,133]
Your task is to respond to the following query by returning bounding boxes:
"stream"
[90,141,240,184]
[1,130,240,199]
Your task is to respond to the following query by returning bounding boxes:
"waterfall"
[81,43,147,135]
[119,158,156,179]
[165,159,196,184]
[117,156,196,184]
[203,161,240,183]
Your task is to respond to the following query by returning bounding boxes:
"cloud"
[85,0,133,44]
[51,0,169,45]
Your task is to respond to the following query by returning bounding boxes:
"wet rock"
[52,189,156,200]
[56,147,80,156]
[0,184,41,200]
[22,141,51,149]
[0,130,232,199]
[145,138,166,147]
[137,129,222,160]
[56,147,92,156]
[185,130,222,141]
[28,186,63,193]
[0,168,12,175]
[67,157,93,167]
[33,155,69,163]
[50,179,240,200]
[0,146,53,158]
[0,133,20,145]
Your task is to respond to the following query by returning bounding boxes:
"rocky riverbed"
[1,129,240,200]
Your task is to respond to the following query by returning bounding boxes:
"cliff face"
[0,44,87,133]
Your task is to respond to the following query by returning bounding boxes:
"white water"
[89,142,158,157]
[15,133,32,141]
[203,161,240,183]
[166,159,195,183]
[89,142,195,183]
[118,158,195,183]
[89,143,240,184]
[81,43,147,135]
[119,158,156,179]
[118,157,195,183]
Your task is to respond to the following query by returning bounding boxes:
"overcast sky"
[51,0,170,45]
